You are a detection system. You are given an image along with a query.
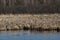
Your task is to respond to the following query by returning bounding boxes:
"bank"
[0,13,60,31]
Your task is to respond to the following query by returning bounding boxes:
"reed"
[0,13,60,31]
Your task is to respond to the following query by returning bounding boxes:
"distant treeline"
[0,0,60,13]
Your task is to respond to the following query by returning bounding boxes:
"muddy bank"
[0,14,60,31]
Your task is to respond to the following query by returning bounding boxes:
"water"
[0,30,60,40]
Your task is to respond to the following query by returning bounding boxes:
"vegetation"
[0,0,60,13]
[0,14,60,31]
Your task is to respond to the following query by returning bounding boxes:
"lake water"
[0,30,60,40]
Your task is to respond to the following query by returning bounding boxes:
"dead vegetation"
[0,14,60,31]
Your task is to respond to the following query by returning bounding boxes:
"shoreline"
[0,14,60,31]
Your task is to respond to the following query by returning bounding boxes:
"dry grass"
[0,14,60,31]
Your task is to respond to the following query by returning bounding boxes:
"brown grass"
[0,14,60,31]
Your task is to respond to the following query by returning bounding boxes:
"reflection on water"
[0,30,60,40]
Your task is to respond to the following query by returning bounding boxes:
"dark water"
[0,31,60,40]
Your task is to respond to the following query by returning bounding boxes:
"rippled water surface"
[0,31,60,40]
